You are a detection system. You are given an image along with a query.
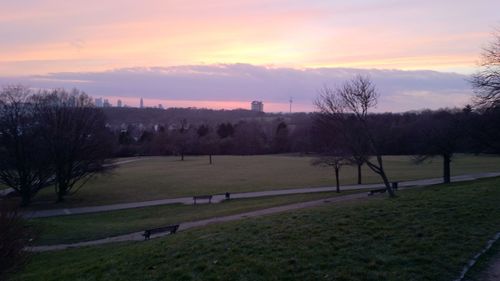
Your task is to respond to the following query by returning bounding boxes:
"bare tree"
[0,86,52,206]
[170,119,193,161]
[412,110,465,184]
[34,89,113,202]
[312,153,350,193]
[350,155,365,185]
[472,29,500,109]
[315,75,396,197]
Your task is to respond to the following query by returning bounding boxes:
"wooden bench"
[392,182,399,190]
[368,188,387,196]
[193,195,213,205]
[143,224,179,240]
[368,182,399,196]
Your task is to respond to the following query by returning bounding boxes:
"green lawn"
[12,177,500,281]
[31,154,500,208]
[30,190,360,245]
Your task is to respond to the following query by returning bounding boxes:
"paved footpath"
[481,255,500,281]
[29,193,369,252]
[28,172,500,252]
[24,172,500,219]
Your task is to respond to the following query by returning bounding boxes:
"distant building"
[95,97,103,107]
[251,101,264,112]
[158,104,163,109]
[103,99,111,107]
[117,99,122,107]
[140,98,144,108]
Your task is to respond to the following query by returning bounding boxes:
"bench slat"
[368,188,387,196]
[193,195,213,205]
[143,224,179,240]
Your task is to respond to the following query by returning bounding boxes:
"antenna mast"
[289,97,293,113]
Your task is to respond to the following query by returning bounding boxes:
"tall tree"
[198,126,219,164]
[0,86,51,206]
[412,110,465,184]
[216,123,234,139]
[34,89,113,202]
[170,119,192,161]
[472,29,500,109]
[312,152,350,193]
[272,121,290,153]
[315,75,396,197]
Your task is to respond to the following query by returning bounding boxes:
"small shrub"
[0,199,33,278]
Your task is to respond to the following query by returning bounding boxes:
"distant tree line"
[107,105,500,156]
[109,114,313,158]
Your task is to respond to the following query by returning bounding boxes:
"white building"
[251,101,264,112]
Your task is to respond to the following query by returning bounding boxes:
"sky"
[1,0,499,112]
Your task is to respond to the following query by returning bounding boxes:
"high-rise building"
[117,99,122,107]
[103,99,111,107]
[158,104,163,109]
[140,97,144,108]
[251,101,264,112]
[95,97,103,107]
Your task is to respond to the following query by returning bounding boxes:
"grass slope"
[32,154,500,208]
[30,191,359,245]
[12,177,500,281]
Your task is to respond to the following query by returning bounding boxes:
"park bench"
[193,195,213,204]
[368,182,399,196]
[368,188,387,195]
[143,224,179,240]
[392,181,399,190]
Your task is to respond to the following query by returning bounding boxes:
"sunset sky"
[1,0,499,111]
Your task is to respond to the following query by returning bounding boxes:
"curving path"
[29,193,369,252]
[24,172,500,219]
[28,173,500,252]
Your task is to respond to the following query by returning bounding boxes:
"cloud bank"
[0,64,473,112]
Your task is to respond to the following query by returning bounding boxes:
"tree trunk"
[379,170,395,197]
[443,154,451,184]
[18,178,31,207]
[357,163,362,185]
[376,155,395,197]
[209,154,212,165]
[56,183,66,203]
[335,166,340,193]
[20,189,31,207]
[56,177,68,203]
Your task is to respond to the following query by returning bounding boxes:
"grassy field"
[31,154,500,208]
[11,177,500,281]
[30,190,361,245]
